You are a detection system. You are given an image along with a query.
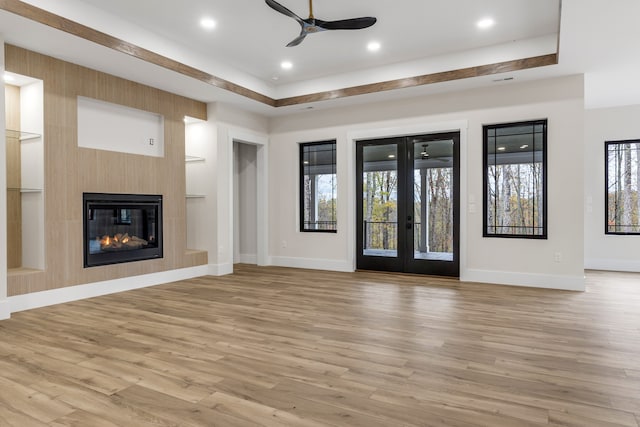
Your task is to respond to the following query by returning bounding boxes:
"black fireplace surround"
[83,193,163,267]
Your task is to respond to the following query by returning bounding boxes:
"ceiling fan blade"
[265,0,304,25]
[286,32,307,47]
[316,17,377,31]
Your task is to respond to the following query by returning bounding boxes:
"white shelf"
[7,188,43,193]
[185,155,205,163]
[186,194,206,199]
[6,129,41,141]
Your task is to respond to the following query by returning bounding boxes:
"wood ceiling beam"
[275,54,558,107]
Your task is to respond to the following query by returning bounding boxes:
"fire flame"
[98,233,148,250]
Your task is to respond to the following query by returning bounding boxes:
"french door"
[356,132,460,276]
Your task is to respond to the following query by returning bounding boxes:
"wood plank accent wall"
[4,45,208,297]
[5,84,21,269]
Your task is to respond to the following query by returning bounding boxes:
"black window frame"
[299,140,337,233]
[483,119,548,239]
[605,139,640,235]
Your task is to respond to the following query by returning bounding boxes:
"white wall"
[268,75,586,290]
[233,142,258,264]
[584,104,640,271]
[0,39,9,318]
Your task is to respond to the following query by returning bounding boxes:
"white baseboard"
[0,299,10,320]
[208,263,233,276]
[462,269,585,291]
[584,258,640,273]
[270,256,354,273]
[238,254,257,264]
[8,265,209,314]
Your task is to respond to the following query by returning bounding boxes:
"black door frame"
[356,132,460,277]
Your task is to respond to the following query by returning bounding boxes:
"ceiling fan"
[420,144,451,162]
[265,0,377,47]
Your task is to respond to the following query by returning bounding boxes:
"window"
[300,141,337,232]
[605,140,640,234]
[483,120,547,238]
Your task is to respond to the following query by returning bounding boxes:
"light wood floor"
[0,265,639,426]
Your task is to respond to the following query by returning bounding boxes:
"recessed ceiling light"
[520,145,529,149]
[303,160,309,164]
[200,17,217,30]
[497,146,506,151]
[3,73,15,82]
[477,18,495,29]
[281,61,293,70]
[388,154,396,159]
[367,41,381,52]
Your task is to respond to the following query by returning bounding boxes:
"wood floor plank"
[0,265,639,425]
[113,385,260,427]
[77,354,219,403]
[0,375,75,424]
[548,409,638,427]
[30,381,171,427]
[49,410,126,427]
[205,378,404,427]
[199,391,330,427]
[0,403,50,427]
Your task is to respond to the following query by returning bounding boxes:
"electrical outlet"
[554,252,562,263]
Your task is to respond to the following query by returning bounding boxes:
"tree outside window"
[606,140,640,234]
[300,141,337,232]
[483,120,547,238]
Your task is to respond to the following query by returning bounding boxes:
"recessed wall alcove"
[4,72,45,275]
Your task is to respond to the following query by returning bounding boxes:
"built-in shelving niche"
[184,117,210,257]
[5,75,45,273]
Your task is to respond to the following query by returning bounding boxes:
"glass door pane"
[412,139,454,262]
[362,143,399,258]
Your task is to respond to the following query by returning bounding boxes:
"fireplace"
[83,193,163,267]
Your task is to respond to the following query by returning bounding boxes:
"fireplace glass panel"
[83,193,163,267]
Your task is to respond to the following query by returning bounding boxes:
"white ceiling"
[2,0,640,115]
[74,0,560,85]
